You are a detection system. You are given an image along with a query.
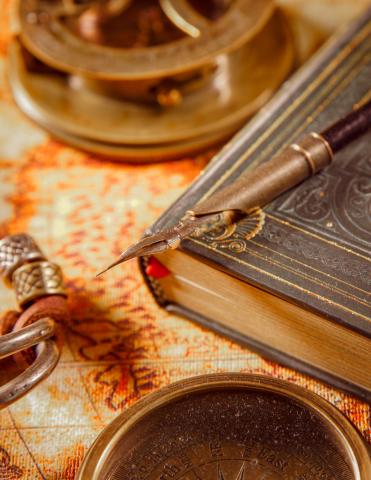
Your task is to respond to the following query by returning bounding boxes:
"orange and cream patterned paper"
[1,1,371,479]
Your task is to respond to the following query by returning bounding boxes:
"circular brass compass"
[76,374,371,480]
[9,0,294,161]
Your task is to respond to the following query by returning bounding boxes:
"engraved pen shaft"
[189,100,371,217]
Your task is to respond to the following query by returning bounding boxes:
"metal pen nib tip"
[95,268,108,278]
[95,214,216,277]
[95,239,164,277]
[95,254,126,277]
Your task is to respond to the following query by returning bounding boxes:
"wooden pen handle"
[322,99,371,153]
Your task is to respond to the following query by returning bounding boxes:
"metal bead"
[12,261,67,308]
[0,234,46,287]
[11,295,69,370]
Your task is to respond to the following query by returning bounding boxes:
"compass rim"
[75,373,371,480]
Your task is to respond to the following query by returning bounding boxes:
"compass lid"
[76,374,371,480]
[19,0,274,79]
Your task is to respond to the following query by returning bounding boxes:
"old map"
[1,0,371,478]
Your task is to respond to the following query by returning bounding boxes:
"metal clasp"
[0,318,60,410]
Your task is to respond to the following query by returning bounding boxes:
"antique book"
[139,8,371,403]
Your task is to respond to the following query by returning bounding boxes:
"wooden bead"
[0,311,22,373]
[11,296,69,370]
[0,310,21,336]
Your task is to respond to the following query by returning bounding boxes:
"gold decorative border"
[189,236,371,321]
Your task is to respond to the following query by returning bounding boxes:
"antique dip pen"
[97,99,371,275]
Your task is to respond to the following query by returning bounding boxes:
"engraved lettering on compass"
[178,460,282,480]
[210,443,223,458]
[257,447,289,472]
[118,435,341,480]
[110,391,354,480]
[178,453,193,468]
[242,446,253,459]
[159,464,181,480]
[292,473,310,480]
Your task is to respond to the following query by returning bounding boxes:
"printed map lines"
[76,366,103,424]
[7,409,47,480]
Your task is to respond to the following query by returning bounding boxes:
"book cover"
[139,8,371,401]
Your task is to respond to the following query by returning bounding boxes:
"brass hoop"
[0,320,59,410]
[0,317,56,360]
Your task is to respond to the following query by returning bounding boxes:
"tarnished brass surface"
[10,4,294,159]
[76,373,371,480]
[2,77,235,161]
[19,0,274,78]
[0,339,59,410]
[0,317,56,360]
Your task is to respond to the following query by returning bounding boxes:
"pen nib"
[95,236,171,276]
[95,256,125,277]
[96,213,217,276]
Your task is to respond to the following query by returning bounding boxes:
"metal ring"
[0,339,59,410]
[0,317,56,360]
[290,143,316,175]
[309,132,334,163]
[159,0,210,37]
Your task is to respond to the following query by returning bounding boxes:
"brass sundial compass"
[9,0,294,161]
[76,374,371,480]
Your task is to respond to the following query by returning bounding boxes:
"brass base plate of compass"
[9,10,294,161]
[76,373,371,480]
